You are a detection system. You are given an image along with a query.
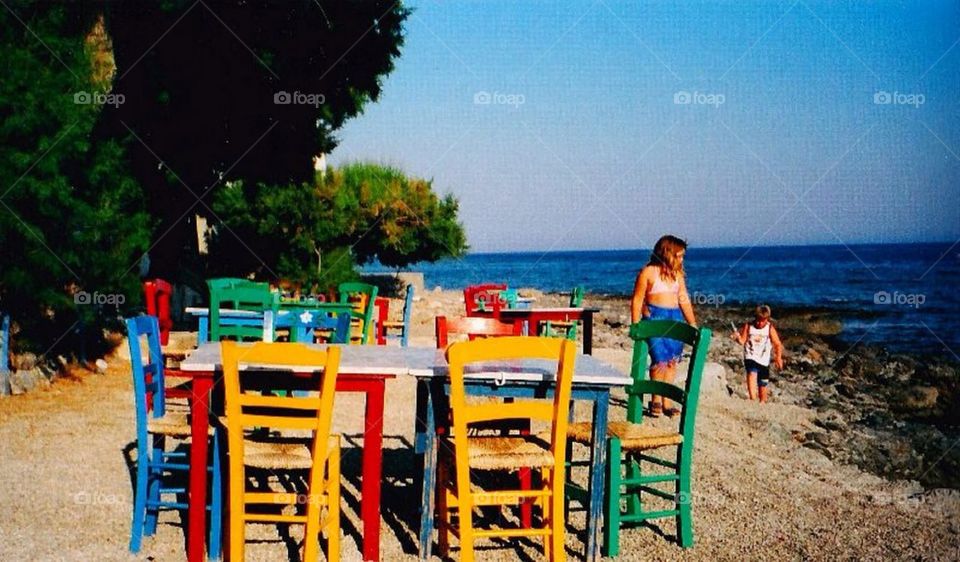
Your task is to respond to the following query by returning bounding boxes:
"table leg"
[583,311,594,355]
[417,382,438,561]
[361,380,385,561]
[585,390,609,562]
[188,376,213,562]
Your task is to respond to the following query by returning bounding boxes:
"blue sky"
[329,0,960,252]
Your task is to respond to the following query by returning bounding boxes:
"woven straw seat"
[458,435,555,470]
[243,440,313,470]
[146,413,214,437]
[381,320,403,328]
[568,421,683,451]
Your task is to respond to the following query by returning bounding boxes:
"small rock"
[814,410,847,432]
[904,386,938,410]
[12,352,37,371]
[95,359,109,374]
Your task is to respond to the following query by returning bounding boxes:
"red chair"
[463,283,507,317]
[142,279,174,345]
[142,279,188,406]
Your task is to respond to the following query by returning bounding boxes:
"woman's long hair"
[647,235,687,281]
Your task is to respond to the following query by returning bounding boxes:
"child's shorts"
[744,359,770,387]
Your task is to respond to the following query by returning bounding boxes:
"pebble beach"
[0,289,957,560]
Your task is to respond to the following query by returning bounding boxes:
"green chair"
[207,281,279,342]
[337,282,378,345]
[541,285,585,340]
[566,320,711,555]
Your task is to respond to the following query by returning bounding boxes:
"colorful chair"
[337,282,378,345]
[142,279,175,346]
[1,313,9,373]
[289,310,351,344]
[463,283,507,317]
[207,281,279,342]
[541,286,585,340]
[221,341,342,562]
[125,316,222,559]
[381,284,415,347]
[566,320,711,555]
[435,336,577,562]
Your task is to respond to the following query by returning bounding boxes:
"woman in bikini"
[630,235,698,417]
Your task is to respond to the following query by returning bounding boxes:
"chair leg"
[129,439,149,552]
[626,453,642,518]
[303,493,321,561]
[326,445,341,562]
[436,459,449,557]
[208,433,223,561]
[677,447,694,548]
[603,438,622,558]
[144,435,163,536]
[228,461,245,562]
[550,468,566,562]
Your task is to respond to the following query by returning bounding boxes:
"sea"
[364,243,960,357]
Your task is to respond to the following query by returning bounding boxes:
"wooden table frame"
[179,349,393,562]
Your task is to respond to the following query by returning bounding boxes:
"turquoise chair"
[207,281,279,342]
[541,285,585,340]
[565,320,712,555]
[382,284,415,347]
[338,282,378,344]
[126,316,222,558]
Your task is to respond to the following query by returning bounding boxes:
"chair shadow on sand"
[338,434,581,562]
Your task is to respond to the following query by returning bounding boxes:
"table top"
[179,343,631,386]
[185,305,350,317]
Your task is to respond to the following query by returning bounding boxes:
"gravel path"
[0,292,956,560]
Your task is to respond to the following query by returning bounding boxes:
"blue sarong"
[643,304,684,365]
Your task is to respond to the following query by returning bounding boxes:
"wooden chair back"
[435,315,521,348]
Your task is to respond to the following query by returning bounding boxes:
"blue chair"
[1,313,9,372]
[288,310,351,344]
[126,316,222,559]
[382,285,415,347]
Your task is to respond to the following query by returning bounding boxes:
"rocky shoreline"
[580,292,960,490]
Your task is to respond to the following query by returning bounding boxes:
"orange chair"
[435,336,576,561]
[221,342,341,561]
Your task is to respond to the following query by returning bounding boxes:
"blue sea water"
[364,243,960,356]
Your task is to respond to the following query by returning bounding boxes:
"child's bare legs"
[746,371,759,400]
[650,361,678,413]
[758,382,769,403]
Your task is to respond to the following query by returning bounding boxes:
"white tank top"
[744,323,772,365]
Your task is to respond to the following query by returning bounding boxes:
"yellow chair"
[221,341,342,561]
[436,336,576,562]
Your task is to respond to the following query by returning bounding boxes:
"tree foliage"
[208,162,468,290]
[0,4,150,353]
[102,0,410,278]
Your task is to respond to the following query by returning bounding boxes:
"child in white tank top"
[732,305,784,403]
